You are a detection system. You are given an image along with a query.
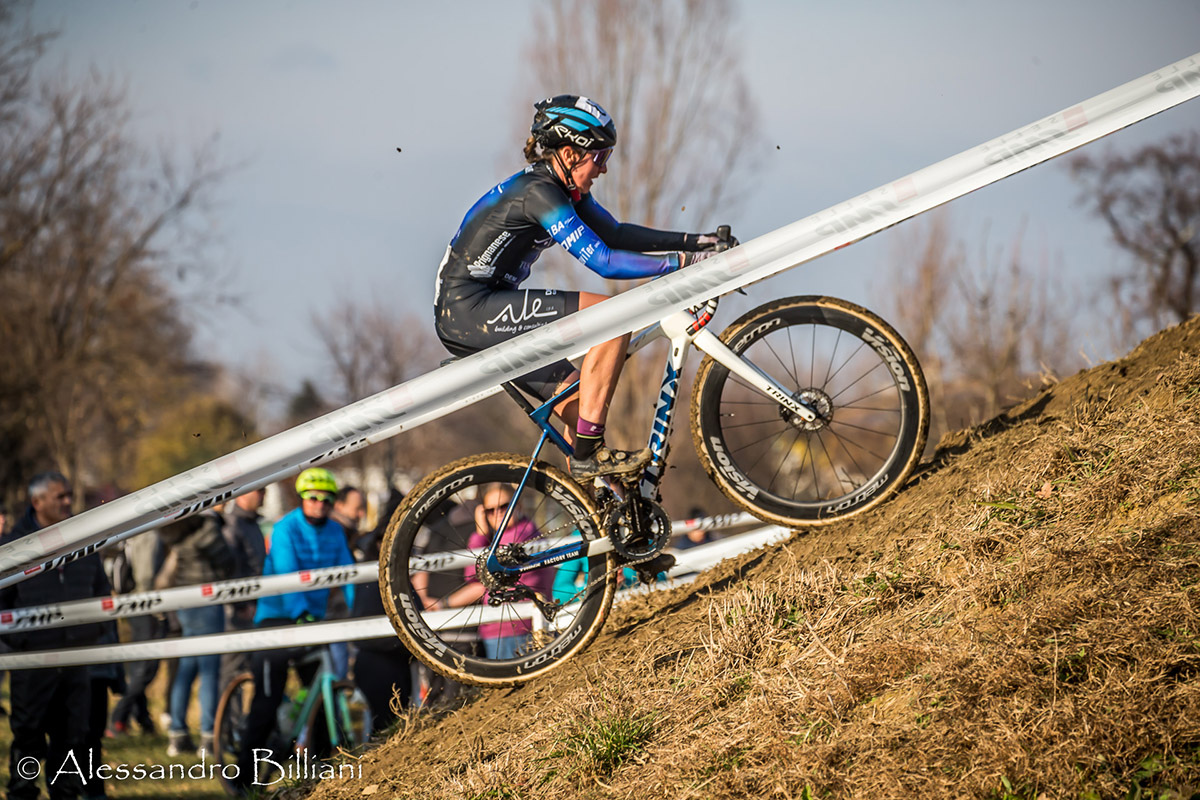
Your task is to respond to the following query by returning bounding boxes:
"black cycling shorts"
[437,286,581,400]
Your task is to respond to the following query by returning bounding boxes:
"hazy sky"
[30,1,1200,398]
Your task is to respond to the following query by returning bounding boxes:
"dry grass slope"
[300,317,1200,800]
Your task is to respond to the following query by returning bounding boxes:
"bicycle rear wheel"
[691,296,928,526]
[379,453,614,687]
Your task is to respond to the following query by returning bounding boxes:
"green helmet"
[295,467,338,496]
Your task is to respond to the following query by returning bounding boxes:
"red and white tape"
[0,563,377,634]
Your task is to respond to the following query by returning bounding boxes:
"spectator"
[221,488,267,685]
[325,485,364,679]
[675,506,715,550]
[350,496,412,732]
[108,531,166,736]
[0,471,110,800]
[444,485,552,660]
[233,468,356,794]
[158,509,235,757]
[0,501,8,535]
[330,486,366,550]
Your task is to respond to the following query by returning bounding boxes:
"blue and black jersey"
[433,161,700,396]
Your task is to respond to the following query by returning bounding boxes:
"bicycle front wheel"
[691,296,929,526]
[379,453,614,687]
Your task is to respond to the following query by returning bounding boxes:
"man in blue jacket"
[233,468,355,793]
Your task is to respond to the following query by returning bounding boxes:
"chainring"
[604,494,672,565]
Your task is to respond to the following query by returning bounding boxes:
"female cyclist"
[434,94,729,480]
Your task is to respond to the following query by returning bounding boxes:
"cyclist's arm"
[527,185,678,280]
[576,195,703,252]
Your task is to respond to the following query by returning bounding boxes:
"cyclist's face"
[566,147,607,195]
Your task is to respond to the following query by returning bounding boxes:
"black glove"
[677,250,716,269]
[691,228,739,251]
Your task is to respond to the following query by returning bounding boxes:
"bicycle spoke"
[825,422,892,462]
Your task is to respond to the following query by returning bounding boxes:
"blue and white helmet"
[531,95,617,151]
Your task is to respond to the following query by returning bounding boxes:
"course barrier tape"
[0,512,761,633]
[0,564,379,634]
[2,53,1196,587]
[0,526,789,669]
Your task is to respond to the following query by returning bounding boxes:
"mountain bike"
[380,229,929,687]
[210,645,371,795]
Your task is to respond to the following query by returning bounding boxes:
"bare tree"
[876,214,1079,442]
[515,0,762,515]
[1070,133,1200,345]
[0,5,226,505]
[526,0,760,230]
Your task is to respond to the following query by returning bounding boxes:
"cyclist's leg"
[552,292,628,443]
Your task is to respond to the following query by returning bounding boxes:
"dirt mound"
[299,317,1200,800]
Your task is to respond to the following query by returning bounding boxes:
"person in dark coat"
[0,472,110,800]
[350,493,412,732]
[157,509,235,757]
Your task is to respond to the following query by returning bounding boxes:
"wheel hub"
[780,388,833,432]
[474,544,524,592]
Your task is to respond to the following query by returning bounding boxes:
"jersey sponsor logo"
[469,232,513,279]
[486,291,560,327]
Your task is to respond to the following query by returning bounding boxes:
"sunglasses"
[300,492,335,505]
[483,501,512,514]
[589,148,613,168]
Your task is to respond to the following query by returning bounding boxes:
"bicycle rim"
[379,453,614,687]
[693,296,928,525]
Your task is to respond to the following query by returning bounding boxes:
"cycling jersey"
[435,161,699,396]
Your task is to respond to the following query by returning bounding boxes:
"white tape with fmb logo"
[1,52,1196,588]
[0,563,377,633]
[0,513,758,633]
[0,525,789,669]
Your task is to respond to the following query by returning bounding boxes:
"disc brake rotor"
[780,388,833,432]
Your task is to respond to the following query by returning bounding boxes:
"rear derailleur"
[475,545,561,622]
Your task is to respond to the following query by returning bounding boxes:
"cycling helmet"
[295,467,338,496]
[531,95,617,151]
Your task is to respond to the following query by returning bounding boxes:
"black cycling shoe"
[569,445,651,480]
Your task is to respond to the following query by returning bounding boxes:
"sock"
[574,418,605,460]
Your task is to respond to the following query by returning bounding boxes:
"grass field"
[1,663,228,799]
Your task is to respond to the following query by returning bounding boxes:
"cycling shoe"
[569,446,651,480]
